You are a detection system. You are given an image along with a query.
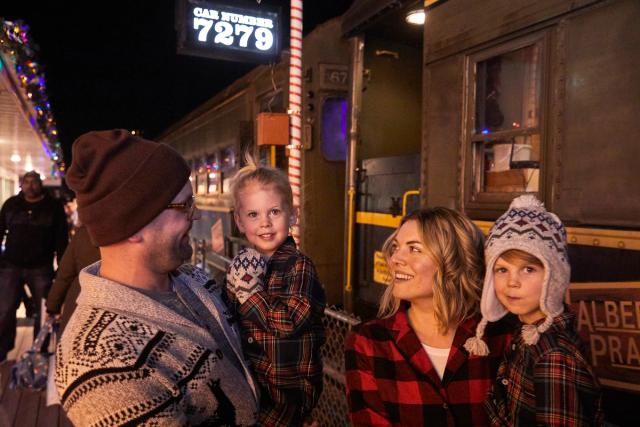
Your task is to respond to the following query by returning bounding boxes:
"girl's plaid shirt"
[345,308,512,426]
[228,236,326,426]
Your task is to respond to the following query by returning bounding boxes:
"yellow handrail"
[402,190,421,217]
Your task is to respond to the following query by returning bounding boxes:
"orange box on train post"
[256,112,289,146]
[568,282,640,393]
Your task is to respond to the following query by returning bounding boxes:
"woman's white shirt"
[421,343,451,380]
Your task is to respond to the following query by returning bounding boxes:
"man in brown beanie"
[55,129,258,426]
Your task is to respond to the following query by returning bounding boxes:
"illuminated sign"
[568,282,640,393]
[176,0,281,63]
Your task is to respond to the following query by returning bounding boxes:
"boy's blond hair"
[498,249,543,267]
[378,207,485,334]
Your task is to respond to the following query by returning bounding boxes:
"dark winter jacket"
[45,226,100,332]
[0,192,68,268]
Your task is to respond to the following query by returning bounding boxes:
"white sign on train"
[176,0,281,63]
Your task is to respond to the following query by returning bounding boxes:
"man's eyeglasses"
[166,195,197,220]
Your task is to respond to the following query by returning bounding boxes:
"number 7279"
[194,18,274,51]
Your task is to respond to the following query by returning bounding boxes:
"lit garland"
[0,18,65,175]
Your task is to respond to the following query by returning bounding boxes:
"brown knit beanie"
[66,129,190,246]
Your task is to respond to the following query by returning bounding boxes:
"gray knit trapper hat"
[464,195,570,355]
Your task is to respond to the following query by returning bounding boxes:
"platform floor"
[0,361,72,427]
[1,304,72,427]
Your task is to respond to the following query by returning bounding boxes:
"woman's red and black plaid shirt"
[485,311,605,426]
[228,237,326,427]
[345,308,512,426]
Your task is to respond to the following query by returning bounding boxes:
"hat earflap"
[521,315,553,345]
[464,318,490,356]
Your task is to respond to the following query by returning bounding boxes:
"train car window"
[207,171,219,194]
[222,147,236,170]
[320,97,348,161]
[220,147,236,194]
[206,153,221,194]
[196,170,208,195]
[189,173,196,194]
[468,38,544,198]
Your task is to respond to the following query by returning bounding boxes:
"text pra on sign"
[568,282,640,393]
[176,0,281,64]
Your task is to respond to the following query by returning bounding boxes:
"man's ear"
[127,232,143,243]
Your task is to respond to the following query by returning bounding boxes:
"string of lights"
[0,18,65,175]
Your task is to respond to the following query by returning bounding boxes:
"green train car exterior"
[342,0,640,424]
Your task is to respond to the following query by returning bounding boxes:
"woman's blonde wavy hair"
[377,208,485,333]
[230,153,293,213]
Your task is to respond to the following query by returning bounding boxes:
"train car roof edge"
[157,52,289,142]
[342,0,413,37]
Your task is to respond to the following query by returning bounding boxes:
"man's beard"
[177,235,193,262]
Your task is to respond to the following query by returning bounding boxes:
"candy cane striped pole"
[288,0,303,245]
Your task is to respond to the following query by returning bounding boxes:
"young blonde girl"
[465,195,605,426]
[226,158,325,427]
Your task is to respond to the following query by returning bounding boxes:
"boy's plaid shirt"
[345,308,512,426]
[228,237,326,426]
[485,311,605,426]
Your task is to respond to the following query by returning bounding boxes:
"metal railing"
[194,239,361,426]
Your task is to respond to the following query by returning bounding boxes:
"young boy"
[465,195,605,426]
[226,163,326,427]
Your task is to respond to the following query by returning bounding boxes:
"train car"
[340,0,640,423]
[159,17,350,304]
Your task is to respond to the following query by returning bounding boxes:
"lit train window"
[321,97,348,161]
[196,171,208,195]
[468,37,544,197]
[206,153,220,194]
[222,147,236,171]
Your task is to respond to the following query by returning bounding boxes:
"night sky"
[1,1,353,165]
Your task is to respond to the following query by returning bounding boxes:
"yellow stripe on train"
[356,212,640,251]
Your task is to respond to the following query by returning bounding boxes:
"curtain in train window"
[471,41,542,194]
[321,97,348,161]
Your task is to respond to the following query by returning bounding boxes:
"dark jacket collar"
[268,236,297,263]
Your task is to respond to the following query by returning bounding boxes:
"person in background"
[45,225,99,334]
[226,158,326,426]
[0,171,68,362]
[345,208,512,426]
[56,129,258,426]
[464,195,605,426]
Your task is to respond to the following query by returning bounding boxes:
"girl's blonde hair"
[378,208,485,333]
[230,153,293,213]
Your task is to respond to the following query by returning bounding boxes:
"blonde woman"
[345,208,512,426]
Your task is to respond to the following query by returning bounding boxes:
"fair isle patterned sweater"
[55,262,259,426]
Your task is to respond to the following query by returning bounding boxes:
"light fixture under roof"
[406,9,426,25]
[10,153,21,163]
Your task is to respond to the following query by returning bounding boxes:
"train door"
[342,0,424,316]
[299,18,351,306]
